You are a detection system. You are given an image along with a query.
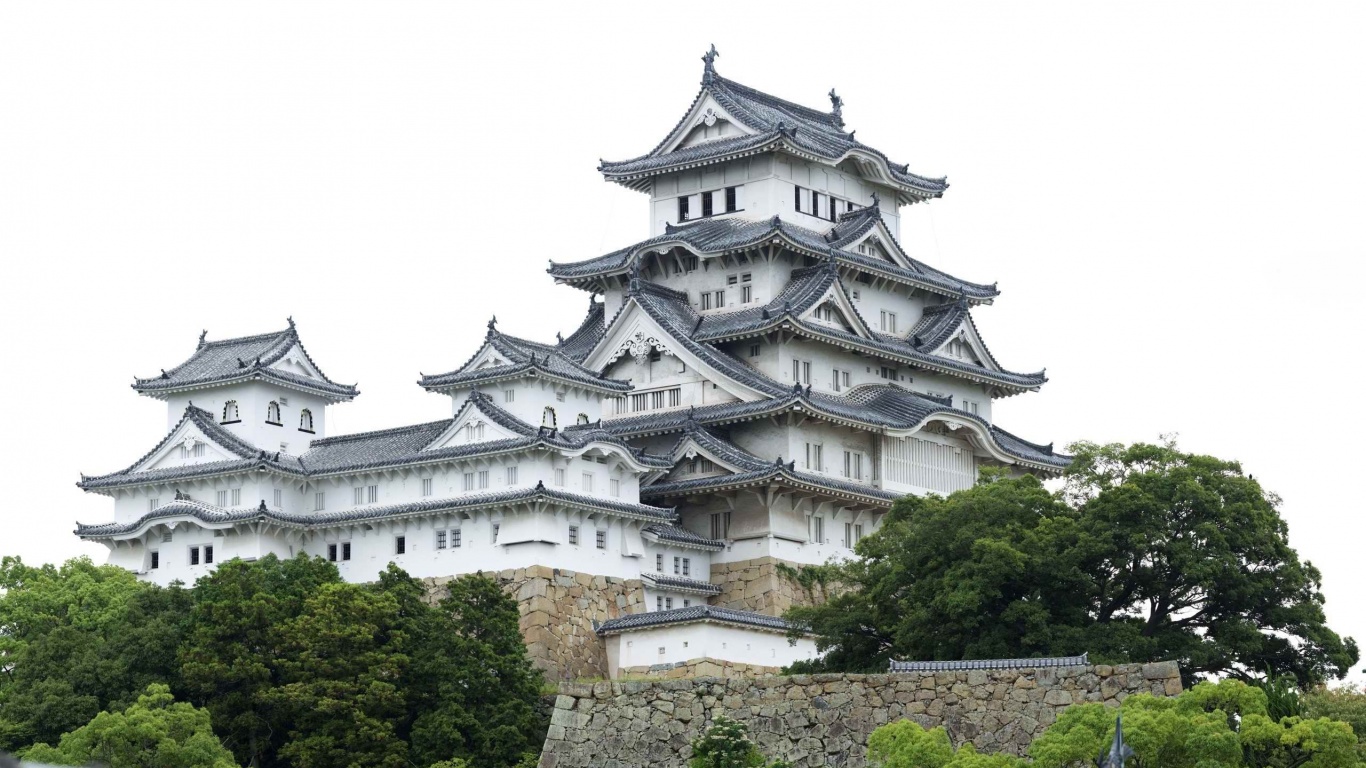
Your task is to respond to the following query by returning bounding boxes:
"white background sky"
[1,2,1362,683]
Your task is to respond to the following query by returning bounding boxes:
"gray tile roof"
[599,70,948,203]
[641,523,725,551]
[76,484,677,539]
[642,573,723,595]
[82,393,672,492]
[591,384,1070,471]
[557,299,608,362]
[78,406,305,490]
[419,320,630,394]
[548,212,999,303]
[132,320,358,400]
[888,654,1089,673]
[645,425,901,504]
[595,604,799,636]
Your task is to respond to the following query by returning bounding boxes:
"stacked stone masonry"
[537,661,1183,768]
[422,566,646,681]
[711,556,838,615]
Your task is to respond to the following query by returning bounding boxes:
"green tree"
[0,557,190,752]
[177,554,341,767]
[20,684,237,768]
[406,573,545,768]
[1303,685,1366,761]
[786,441,1359,685]
[262,582,409,768]
[867,720,1024,768]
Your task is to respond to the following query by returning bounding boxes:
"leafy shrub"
[689,715,786,768]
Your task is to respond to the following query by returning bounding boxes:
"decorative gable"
[135,423,240,473]
[663,96,755,154]
[424,408,520,451]
[268,343,321,379]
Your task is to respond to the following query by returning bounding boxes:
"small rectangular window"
[436,530,447,549]
[665,597,674,610]
[395,536,406,555]
[204,545,214,564]
[678,195,690,221]
[673,556,681,575]
[794,185,804,213]
[273,489,283,508]
[217,490,228,507]
[725,186,737,212]
[802,361,811,385]
[149,498,159,511]
[421,478,433,497]
[812,516,825,544]
[749,343,761,358]
[656,553,664,571]
[881,310,897,334]
[595,530,607,549]
[812,191,824,218]
[451,528,462,547]
[568,525,579,545]
[150,551,159,570]
[610,478,620,497]
[506,466,518,485]
[701,190,714,217]
[190,546,200,566]
[366,485,378,504]
[328,543,338,562]
[492,523,500,543]
[504,389,515,403]
[342,542,351,561]
[806,442,823,471]
[478,470,489,489]
[845,522,853,548]
[741,285,752,303]
[314,492,326,511]
[554,468,566,486]
[684,599,691,608]
[657,596,664,611]
[231,488,240,506]
[354,486,363,505]
[714,290,725,308]
[700,293,711,310]
[682,557,691,577]
[464,473,475,491]
[727,274,738,286]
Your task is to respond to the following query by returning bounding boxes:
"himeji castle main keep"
[76,48,1070,680]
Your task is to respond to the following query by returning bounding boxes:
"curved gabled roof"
[585,384,1070,473]
[645,424,901,505]
[77,484,677,540]
[599,59,947,205]
[132,320,358,400]
[547,212,999,302]
[77,405,304,491]
[419,320,630,395]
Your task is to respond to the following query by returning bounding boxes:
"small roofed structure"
[888,653,1090,673]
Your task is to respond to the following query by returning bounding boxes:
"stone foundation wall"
[421,566,646,681]
[538,661,1182,768]
[620,658,786,680]
[710,556,840,615]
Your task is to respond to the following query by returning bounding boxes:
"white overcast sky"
[1,2,1362,682]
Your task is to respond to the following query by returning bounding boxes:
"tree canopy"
[0,554,544,768]
[786,441,1358,685]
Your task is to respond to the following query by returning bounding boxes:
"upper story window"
[542,406,557,429]
[795,187,859,222]
[464,422,486,442]
[677,185,743,222]
[298,408,314,433]
[221,400,240,423]
[266,401,282,425]
[880,310,897,334]
[613,387,681,415]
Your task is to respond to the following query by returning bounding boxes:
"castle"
[76,48,1068,680]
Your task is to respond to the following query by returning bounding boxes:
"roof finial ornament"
[829,88,844,127]
[287,316,295,329]
[487,315,497,335]
[556,331,564,344]
[197,329,208,348]
[870,191,881,207]
[161,369,169,379]
[701,44,719,85]
[258,499,268,512]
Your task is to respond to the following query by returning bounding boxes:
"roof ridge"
[714,75,843,129]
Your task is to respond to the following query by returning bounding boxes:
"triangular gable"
[660,93,758,156]
[424,396,527,451]
[134,417,250,473]
[268,342,324,380]
[464,342,515,373]
[582,300,768,402]
[927,315,999,372]
[800,282,872,339]
[843,224,913,271]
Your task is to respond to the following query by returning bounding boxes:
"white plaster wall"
[444,380,604,429]
[607,623,819,676]
[165,382,331,451]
